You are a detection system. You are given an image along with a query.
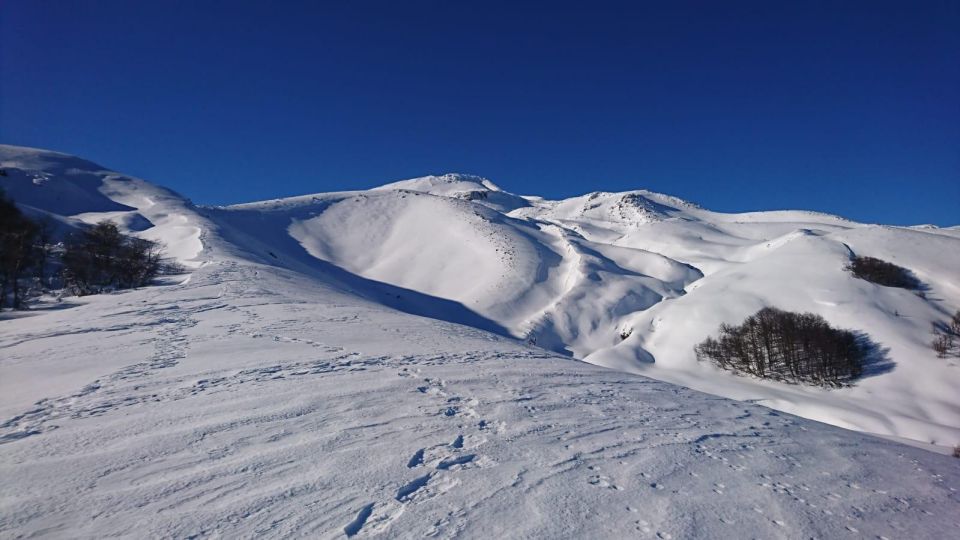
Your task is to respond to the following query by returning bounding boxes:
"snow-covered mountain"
[1,144,958,538]
[210,167,960,447]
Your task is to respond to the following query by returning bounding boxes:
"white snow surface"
[213,160,960,448]
[1,144,959,538]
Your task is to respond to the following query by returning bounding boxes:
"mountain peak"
[373,173,502,193]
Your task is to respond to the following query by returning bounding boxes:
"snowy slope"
[213,186,701,361]
[214,169,960,447]
[0,146,205,265]
[1,144,959,537]
[373,173,531,212]
[3,257,959,538]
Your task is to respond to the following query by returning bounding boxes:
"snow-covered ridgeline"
[1,143,958,537]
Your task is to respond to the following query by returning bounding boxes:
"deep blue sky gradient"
[2,1,958,225]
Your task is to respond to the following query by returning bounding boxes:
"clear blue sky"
[2,1,958,225]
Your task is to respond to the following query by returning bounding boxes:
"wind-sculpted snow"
[372,173,531,212]
[1,144,959,536]
[210,162,960,447]
[0,144,205,266]
[0,146,137,216]
[1,261,958,538]
[3,144,958,448]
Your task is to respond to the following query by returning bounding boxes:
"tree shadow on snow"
[855,331,895,381]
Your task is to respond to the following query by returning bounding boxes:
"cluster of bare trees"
[62,221,165,296]
[847,255,919,289]
[694,307,866,386]
[1,192,173,309]
[0,193,50,309]
[932,311,960,359]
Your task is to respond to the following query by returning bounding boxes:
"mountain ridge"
[2,143,959,538]
[2,143,958,447]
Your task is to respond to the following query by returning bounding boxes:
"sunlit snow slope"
[1,144,958,538]
[215,170,960,447]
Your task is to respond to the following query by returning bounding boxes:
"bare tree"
[62,221,166,296]
[0,193,43,309]
[695,307,867,386]
[931,311,960,359]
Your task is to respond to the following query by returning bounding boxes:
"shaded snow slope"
[0,145,205,266]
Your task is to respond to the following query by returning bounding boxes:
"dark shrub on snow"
[847,256,919,289]
[0,192,43,309]
[695,307,869,387]
[932,310,960,359]
[63,221,164,295]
